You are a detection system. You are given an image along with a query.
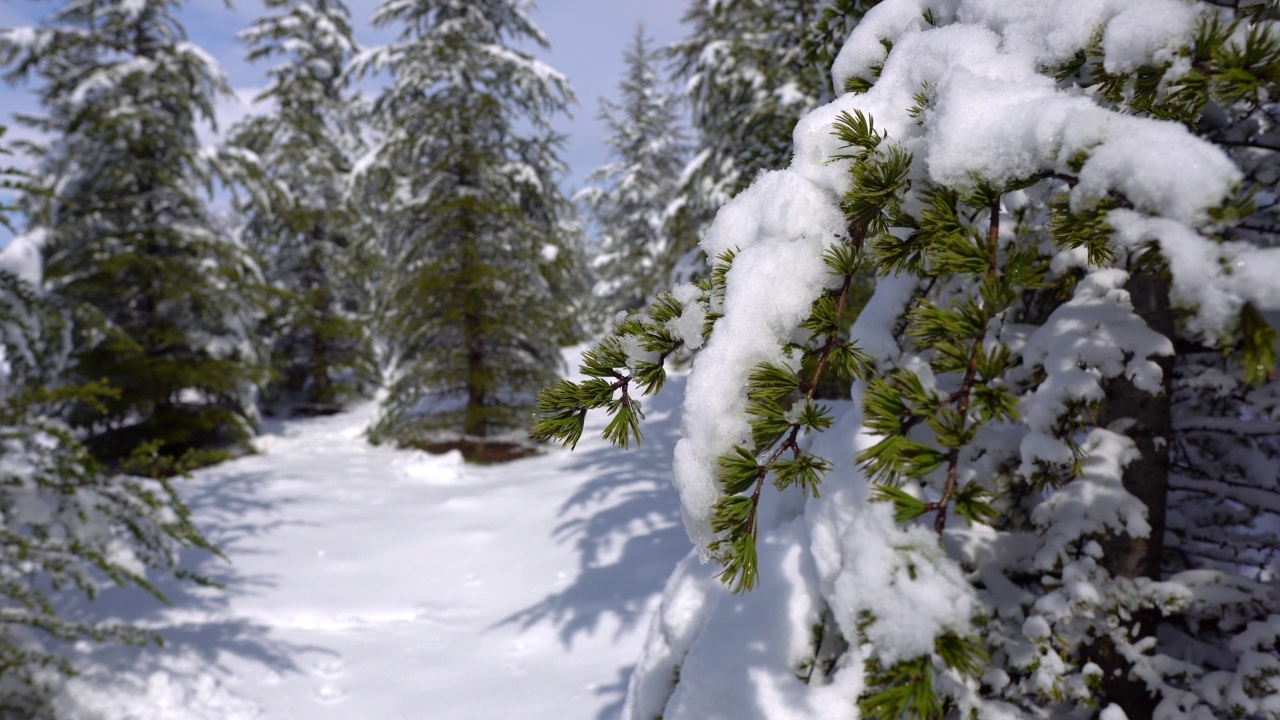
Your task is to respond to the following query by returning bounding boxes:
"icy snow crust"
[639,1,1280,719]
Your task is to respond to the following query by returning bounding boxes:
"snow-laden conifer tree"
[537,1,1280,717]
[0,0,264,469]
[355,0,585,454]
[229,0,377,416]
[0,128,217,718]
[577,25,687,323]
[668,0,876,237]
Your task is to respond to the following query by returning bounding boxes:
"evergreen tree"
[355,0,584,454]
[577,24,687,322]
[668,0,876,237]
[537,2,1280,717]
[229,0,377,416]
[0,128,217,717]
[1,0,264,469]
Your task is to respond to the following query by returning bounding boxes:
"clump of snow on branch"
[673,171,844,553]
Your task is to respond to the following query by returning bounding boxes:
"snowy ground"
[52,377,690,719]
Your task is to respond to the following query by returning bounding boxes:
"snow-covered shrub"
[0,251,220,716]
[0,141,217,716]
[536,1,1280,718]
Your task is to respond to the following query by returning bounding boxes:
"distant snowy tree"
[803,0,879,96]
[668,0,875,237]
[538,2,1280,718]
[0,129,22,236]
[229,0,377,416]
[0,129,217,718]
[355,0,585,454]
[0,0,264,469]
[577,25,688,323]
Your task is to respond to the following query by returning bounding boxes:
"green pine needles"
[534,251,733,451]
[706,241,871,592]
[858,629,989,720]
[857,173,1038,534]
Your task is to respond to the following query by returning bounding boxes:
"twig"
[931,195,1000,533]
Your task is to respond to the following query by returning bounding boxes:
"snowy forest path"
[52,378,690,719]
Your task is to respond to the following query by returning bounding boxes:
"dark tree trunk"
[308,224,334,407]
[1090,270,1174,720]
[459,192,487,440]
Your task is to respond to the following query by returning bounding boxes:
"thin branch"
[933,194,1000,533]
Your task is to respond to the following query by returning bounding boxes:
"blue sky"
[0,0,690,201]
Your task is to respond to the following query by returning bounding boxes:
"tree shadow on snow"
[498,375,690,653]
[51,466,331,687]
[592,664,634,720]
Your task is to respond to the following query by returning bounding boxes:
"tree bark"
[308,223,334,407]
[1092,270,1174,720]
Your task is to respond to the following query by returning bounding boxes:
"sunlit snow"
[53,383,690,719]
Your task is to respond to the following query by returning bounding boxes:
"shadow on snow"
[52,464,332,687]
[498,373,692,717]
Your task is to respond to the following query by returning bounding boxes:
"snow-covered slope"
[51,381,688,719]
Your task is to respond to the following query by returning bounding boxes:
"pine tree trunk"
[464,335,486,439]
[1091,269,1174,720]
[460,197,487,440]
[308,224,334,407]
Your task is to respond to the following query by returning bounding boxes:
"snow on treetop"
[833,0,1197,90]
[822,1,1238,225]
[0,229,45,288]
[0,26,40,52]
[119,0,149,21]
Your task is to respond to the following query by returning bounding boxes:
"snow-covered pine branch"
[544,1,1280,718]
